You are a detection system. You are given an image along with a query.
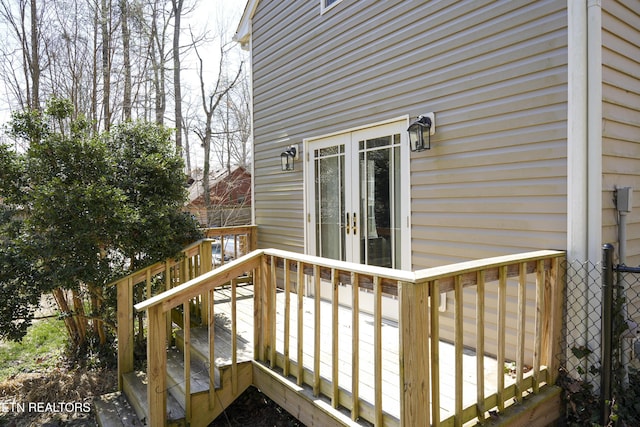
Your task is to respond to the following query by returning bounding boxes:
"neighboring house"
[185,166,252,227]
[235,1,640,359]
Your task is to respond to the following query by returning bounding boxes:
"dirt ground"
[0,367,117,427]
[209,386,304,427]
[0,368,303,427]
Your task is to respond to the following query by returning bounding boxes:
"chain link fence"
[559,246,640,426]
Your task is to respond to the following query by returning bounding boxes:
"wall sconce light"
[280,144,298,171]
[407,113,435,152]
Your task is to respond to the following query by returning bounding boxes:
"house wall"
[250,0,568,358]
[601,0,640,266]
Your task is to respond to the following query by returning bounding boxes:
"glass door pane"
[315,145,345,261]
[358,135,401,268]
[307,120,408,271]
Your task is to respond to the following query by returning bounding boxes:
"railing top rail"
[413,249,565,283]
[203,225,257,237]
[134,249,265,313]
[132,248,565,314]
[262,248,416,282]
[106,225,258,287]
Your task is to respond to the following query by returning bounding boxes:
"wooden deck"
[211,283,518,423]
[118,233,563,426]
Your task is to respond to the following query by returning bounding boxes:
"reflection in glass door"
[359,135,401,268]
[308,122,407,270]
[315,145,346,261]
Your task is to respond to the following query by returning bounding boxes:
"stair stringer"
[188,361,253,427]
[251,361,366,427]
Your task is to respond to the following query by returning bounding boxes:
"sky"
[0,0,250,166]
[182,0,249,171]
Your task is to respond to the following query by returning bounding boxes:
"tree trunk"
[172,0,184,154]
[101,0,111,131]
[120,0,131,121]
[89,283,106,345]
[150,9,165,125]
[29,0,39,110]
[183,116,191,173]
[72,289,87,345]
[91,3,99,135]
[52,288,80,347]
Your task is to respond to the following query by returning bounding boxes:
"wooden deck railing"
[257,249,565,426]
[128,240,564,427]
[109,225,257,390]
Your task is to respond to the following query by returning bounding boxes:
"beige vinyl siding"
[602,0,640,266]
[250,0,568,359]
[406,0,567,357]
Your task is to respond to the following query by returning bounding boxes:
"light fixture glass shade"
[281,147,296,171]
[281,152,292,171]
[407,115,432,152]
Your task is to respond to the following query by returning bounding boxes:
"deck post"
[200,240,213,326]
[147,304,167,427]
[544,256,565,385]
[250,226,258,251]
[116,278,134,390]
[399,280,430,426]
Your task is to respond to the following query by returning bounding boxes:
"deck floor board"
[209,284,516,422]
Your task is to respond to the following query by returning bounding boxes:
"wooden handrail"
[114,225,258,394]
[134,250,264,312]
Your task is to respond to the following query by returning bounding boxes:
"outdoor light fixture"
[280,145,298,171]
[407,113,435,152]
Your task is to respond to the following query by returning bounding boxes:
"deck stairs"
[95,324,253,427]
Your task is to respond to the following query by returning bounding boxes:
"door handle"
[345,212,350,234]
[352,212,357,235]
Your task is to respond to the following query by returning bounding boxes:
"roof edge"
[233,0,260,50]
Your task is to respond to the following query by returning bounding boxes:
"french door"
[306,120,410,270]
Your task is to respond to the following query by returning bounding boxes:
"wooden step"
[174,325,253,367]
[122,371,186,426]
[166,346,218,401]
[94,391,143,427]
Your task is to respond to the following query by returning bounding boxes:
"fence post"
[601,243,614,425]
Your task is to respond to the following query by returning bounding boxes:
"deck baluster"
[296,261,305,386]
[351,272,360,421]
[497,266,507,411]
[373,275,383,426]
[476,271,486,423]
[331,268,339,408]
[454,275,463,427]
[430,280,441,426]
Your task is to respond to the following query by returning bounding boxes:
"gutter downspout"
[567,1,588,264]
[567,0,602,389]
[587,0,602,264]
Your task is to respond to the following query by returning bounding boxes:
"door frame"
[303,116,412,271]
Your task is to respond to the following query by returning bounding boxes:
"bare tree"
[214,69,251,170]
[100,0,111,130]
[120,0,131,121]
[193,36,243,226]
[0,1,249,170]
[0,0,45,111]
[171,0,183,153]
[146,0,170,124]
[29,0,40,109]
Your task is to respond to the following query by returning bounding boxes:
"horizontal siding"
[251,0,568,260]
[250,0,569,359]
[602,0,640,265]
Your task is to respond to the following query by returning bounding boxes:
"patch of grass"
[0,318,68,382]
